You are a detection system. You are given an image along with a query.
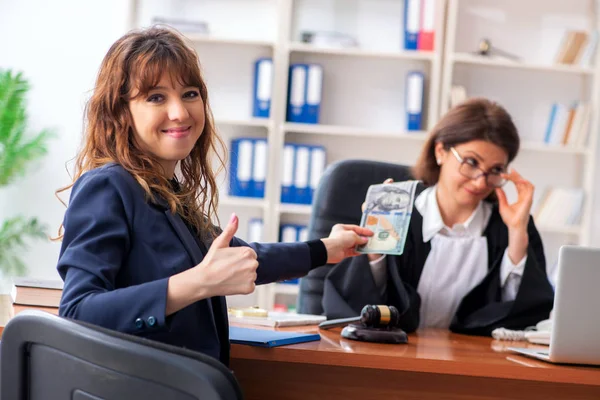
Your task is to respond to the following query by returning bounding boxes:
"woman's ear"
[434,142,446,166]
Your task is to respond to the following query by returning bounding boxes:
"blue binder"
[308,145,326,204]
[404,0,421,50]
[287,64,307,123]
[252,58,272,118]
[280,143,296,203]
[304,64,323,124]
[279,223,305,284]
[280,224,299,243]
[229,138,253,197]
[297,225,308,242]
[406,71,424,131]
[229,327,320,348]
[293,144,311,204]
[247,218,263,243]
[251,138,268,198]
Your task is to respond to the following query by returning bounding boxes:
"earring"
[436,158,442,165]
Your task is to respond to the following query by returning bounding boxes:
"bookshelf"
[440,0,600,282]
[131,0,447,310]
[131,0,598,309]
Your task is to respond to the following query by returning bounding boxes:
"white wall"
[0,0,133,292]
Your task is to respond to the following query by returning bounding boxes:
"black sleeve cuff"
[307,239,328,269]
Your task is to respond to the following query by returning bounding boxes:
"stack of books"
[10,277,63,316]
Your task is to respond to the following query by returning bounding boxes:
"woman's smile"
[162,125,192,139]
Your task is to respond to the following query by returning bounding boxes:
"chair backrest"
[297,159,414,315]
[1,310,244,400]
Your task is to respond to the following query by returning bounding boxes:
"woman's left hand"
[321,224,373,264]
[495,168,534,231]
[496,168,533,264]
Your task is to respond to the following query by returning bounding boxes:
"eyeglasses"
[449,147,507,188]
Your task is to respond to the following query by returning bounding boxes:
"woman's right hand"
[195,213,258,297]
[363,178,394,262]
[166,213,258,315]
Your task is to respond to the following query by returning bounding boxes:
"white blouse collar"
[414,185,492,242]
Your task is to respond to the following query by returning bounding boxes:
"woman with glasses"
[321,98,554,336]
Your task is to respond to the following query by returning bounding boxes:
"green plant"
[0,69,53,276]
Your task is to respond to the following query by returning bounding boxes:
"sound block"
[341,324,408,344]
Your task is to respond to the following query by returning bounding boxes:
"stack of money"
[357,180,419,256]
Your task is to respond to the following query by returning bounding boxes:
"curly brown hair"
[55,26,225,240]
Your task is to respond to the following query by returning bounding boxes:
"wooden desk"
[230,328,600,400]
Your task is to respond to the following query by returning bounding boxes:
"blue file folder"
[229,138,254,197]
[287,64,307,123]
[252,58,272,118]
[229,327,320,348]
[406,71,424,131]
[304,64,323,124]
[281,143,296,203]
[404,0,421,50]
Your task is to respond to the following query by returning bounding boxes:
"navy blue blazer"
[57,163,314,364]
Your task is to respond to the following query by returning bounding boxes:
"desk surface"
[231,327,600,387]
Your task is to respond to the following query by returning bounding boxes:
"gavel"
[318,305,401,330]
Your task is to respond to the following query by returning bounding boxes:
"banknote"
[356,180,419,256]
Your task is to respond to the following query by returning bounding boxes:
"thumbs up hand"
[195,213,258,297]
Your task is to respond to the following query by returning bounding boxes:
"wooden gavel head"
[359,305,401,328]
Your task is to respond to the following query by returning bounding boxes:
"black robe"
[321,197,555,336]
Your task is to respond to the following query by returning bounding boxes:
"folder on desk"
[229,326,320,348]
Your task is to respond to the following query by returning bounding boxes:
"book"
[11,277,63,308]
[229,326,320,347]
[0,294,14,327]
[228,311,326,328]
[12,304,59,316]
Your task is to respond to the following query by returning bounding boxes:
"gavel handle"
[318,316,361,330]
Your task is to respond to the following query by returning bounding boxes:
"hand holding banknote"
[362,179,393,261]
[357,179,418,257]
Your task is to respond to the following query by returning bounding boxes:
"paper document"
[228,311,326,327]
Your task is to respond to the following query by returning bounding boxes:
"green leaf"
[0,69,54,276]
[0,69,53,186]
[0,216,48,276]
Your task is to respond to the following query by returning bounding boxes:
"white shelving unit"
[131,0,447,310]
[440,0,600,278]
[131,0,597,308]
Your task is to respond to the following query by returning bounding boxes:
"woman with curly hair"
[55,27,371,366]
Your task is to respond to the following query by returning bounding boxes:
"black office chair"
[1,310,244,400]
[297,159,414,315]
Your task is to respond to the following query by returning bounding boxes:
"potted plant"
[0,69,53,277]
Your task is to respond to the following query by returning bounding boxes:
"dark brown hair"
[413,98,519,186]
[55,26,225,240]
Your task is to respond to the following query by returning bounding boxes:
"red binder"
[418,0,435,51]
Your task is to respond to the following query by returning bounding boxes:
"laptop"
[509,245,600,365]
